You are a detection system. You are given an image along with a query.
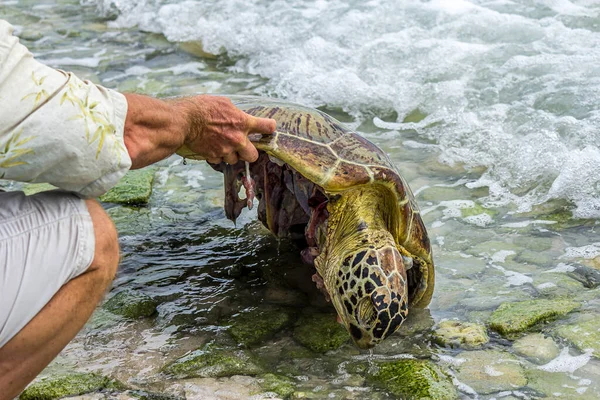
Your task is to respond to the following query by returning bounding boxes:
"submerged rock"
[228,307,294,347]
[99,168,155,205]
[103,290,158,319]
[162,343,263,378]
[555,316,600,357]
[293,313,349,353]
[488,299,579,336]
[455,350,527,394]
[367,359,458,399]
[512,333,560,364]
[20,372,124,400]
[257,373,296,399]
[433,320,489,349]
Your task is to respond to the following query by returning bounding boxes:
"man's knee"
[84,199,119,283]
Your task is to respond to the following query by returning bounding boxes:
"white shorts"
[0,190,95,347]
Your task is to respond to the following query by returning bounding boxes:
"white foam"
[41,57,101,68]
[89,0,600,217]
[538,347,593,374]
[563,243,600,260]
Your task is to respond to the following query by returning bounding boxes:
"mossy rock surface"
[103,290,158,319]
[555,316,600,357]
[258,373,296,399]
[162,343,263,378]
[367,359,458,400]
[488,299,578,336]
[20,372,124,400]
[99,168,155,205]
[293,313,349,353]
[228,307,294,347]
[433,320,489,349]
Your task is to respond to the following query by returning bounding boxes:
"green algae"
[99,168,155,205]
[258,373,296,399]
[228,307,294,347]
[488,299,579,336]
[103,290,158,319]
[433,320,489,349]
[19,372,124,400]
[162,343,263,378]
[367,359,458,400]
[293,313,349,353]
[555,316,600,357]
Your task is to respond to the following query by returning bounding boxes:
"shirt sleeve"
[0,19,132,198]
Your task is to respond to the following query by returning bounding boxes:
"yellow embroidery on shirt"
[61,78,121,160]
[21,72,49,107]
[0,128,35,168]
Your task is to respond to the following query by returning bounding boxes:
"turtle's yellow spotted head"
[327,230,409,349]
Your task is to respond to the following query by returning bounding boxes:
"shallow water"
[3,0,600,399]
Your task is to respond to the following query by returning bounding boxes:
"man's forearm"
[123,93,189,169]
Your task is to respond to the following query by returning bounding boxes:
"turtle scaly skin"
[178,96,434,348]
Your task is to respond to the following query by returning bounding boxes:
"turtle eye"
[356,297,377,328]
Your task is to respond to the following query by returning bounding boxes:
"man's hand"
[175,95,275,164]
[123,93,276,169]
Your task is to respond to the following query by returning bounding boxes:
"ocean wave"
[87,0,600,217]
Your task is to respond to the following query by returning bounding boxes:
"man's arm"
[123,93,276,169]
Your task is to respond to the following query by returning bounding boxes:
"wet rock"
[20,372,124,400]
[455,350,527,394]
[518,236,554,252]
[293,313,349,353]
[433,320,489,349]
[103,290,158,319]
[488,299,579,336]
[367,359,458,399]
[512,333,560,364]
[555,316,600,357]
[99,168,156,205]
[526,368,598,399]
[162,343,263,379]
[567,264,600,289]
[228,307,295,347]
[258,373,296,399]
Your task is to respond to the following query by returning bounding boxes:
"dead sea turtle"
[179,96,434,348]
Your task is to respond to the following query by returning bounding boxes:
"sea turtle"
[178,96,435,348]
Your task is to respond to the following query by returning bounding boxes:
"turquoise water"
[3,0,600,398]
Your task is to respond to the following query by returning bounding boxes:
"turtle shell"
[230,96,434,308]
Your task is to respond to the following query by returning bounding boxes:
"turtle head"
[327,231,409,349]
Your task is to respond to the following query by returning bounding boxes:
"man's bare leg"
[0,199,119,400]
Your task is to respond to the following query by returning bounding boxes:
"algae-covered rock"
[99,168,155,205]
[555,316,600,357]
[258,373,296,399]
[512,333,560,364]
[162,343,263,378]
[228,307,294,347]
[488,299,578,336]
[103,290,158,319]
[293,313,349,353]
[20,372,124,400]
[455,350,527,394]
[433,320,489,349]
[367,359,458,400]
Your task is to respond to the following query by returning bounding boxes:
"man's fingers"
[237,139,259,163]
[223,152,239,165]
[207,157,222,164]
[247,116,276,135]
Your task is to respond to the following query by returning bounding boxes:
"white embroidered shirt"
[0,19,131,198]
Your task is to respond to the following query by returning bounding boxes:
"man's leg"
[0,199,119,400]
